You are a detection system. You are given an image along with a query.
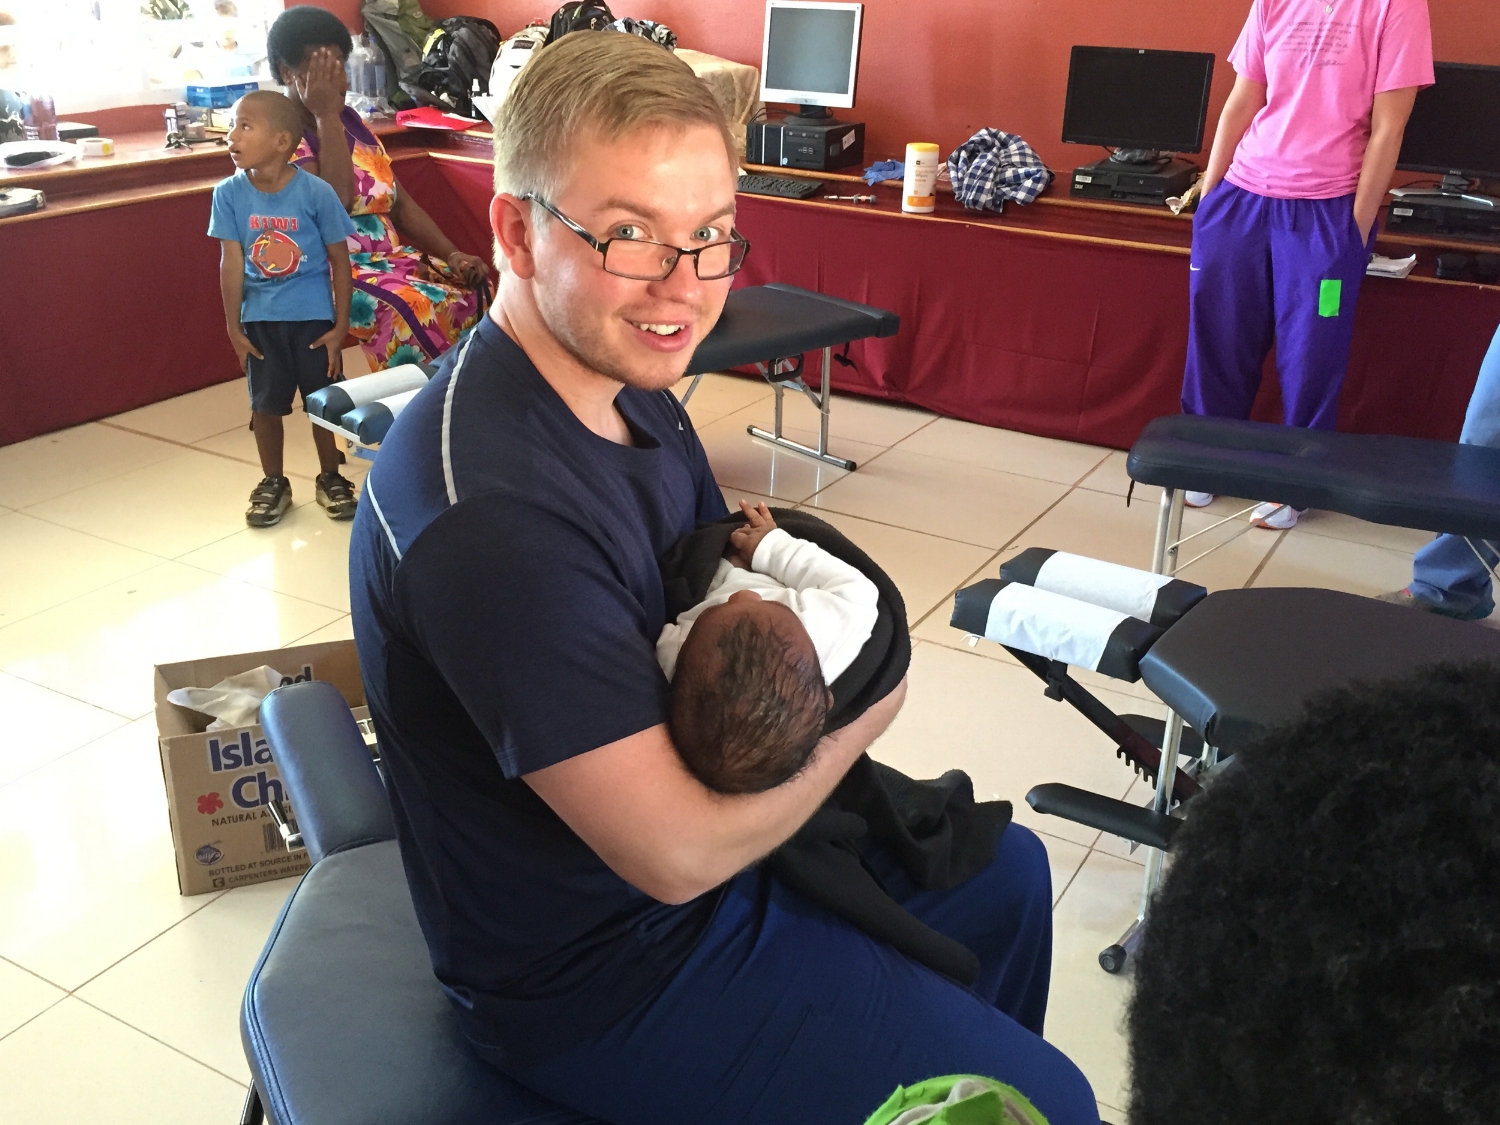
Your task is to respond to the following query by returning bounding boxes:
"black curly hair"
[1127,660,1500,1125]
[267,5,354,86]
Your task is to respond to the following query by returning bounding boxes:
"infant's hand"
[727,500,777,568]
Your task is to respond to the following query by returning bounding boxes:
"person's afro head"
[1128,660,1500,1125]
[267,5,354,85]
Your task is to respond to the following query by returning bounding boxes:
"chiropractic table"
[305,283,899,470]
[949,414,1500,973]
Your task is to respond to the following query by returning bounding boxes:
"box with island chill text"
[154,639,369,896]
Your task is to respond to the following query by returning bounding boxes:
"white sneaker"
[1184,491,1214,508]
[1251,501,1305,530]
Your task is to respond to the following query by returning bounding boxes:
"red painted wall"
[310,0,1499,174]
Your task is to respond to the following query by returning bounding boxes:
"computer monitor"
[759,1,863,123]
[1062,46,1215,166]
[1397,62,1500,201]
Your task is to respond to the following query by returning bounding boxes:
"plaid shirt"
[946,129,1053,213]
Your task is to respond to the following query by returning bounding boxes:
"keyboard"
[737,173,825,200]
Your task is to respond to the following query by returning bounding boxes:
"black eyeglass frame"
[522,193,751,281]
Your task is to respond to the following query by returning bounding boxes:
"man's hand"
[293,46,347,121]
[727,500,777,569]
[229,328,262,374]
[309,323,347,379]
[446,250,488,286]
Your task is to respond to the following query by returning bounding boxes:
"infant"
[657,501,880,794]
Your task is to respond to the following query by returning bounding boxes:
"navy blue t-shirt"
[349,315,728,1061]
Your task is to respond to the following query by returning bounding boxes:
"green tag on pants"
[1318,278,1342,317]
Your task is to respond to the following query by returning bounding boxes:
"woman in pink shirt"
[1182,0,1434,527]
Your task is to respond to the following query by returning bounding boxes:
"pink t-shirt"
[1225,0,1434,199]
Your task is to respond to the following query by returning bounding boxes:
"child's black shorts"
[244,320,340,416]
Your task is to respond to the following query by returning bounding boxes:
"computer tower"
[1384,195,1500,243]
[1070,157,1199,206]
[746,115,864,172]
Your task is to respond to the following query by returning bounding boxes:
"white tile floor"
[0,367,1465,1123]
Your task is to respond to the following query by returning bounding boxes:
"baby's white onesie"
[656,528,880,682]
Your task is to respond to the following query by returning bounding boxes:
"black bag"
[362,0,433,111]
[402,16,502,118]
[546,1,615,44]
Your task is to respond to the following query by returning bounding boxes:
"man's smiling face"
[524,123,738,393]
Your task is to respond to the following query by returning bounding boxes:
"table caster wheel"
[1099,944,1128,974]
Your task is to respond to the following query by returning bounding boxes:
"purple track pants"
[1182,181,1373,430]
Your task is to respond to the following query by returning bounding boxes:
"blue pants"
[1409,323,1500,616]
[505,824,1099,1125]
[1183,182,1373,430]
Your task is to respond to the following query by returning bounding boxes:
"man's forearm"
[1201,101,1259,197]
[527,677,908,904]
[1353,87,1419,242]
[1199,76,1267,198]
[1352,129,1405,241]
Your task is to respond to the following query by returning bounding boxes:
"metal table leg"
[1099,709,1185,974]
[1151,487,1186,577]
[747,346,858,471]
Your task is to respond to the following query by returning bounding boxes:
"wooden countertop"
[4,121,1494,292]
[738,160,1500,289]
[0,116,446,224]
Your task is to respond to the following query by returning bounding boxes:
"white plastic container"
[902,142,940,214]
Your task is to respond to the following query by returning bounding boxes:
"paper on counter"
[1367,253,1417,279]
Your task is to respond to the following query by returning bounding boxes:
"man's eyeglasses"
[523,194,751,282]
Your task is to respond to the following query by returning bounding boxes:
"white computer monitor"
[759,1,863,118]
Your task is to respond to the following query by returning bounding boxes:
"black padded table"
[1140,586,1500,753]
[683,282,900,470]
[1126,414,1500,576]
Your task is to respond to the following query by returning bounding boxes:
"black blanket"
[660,508,1012,984]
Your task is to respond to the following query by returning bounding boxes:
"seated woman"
[266,6,489,370]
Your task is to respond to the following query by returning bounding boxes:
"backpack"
[362,0,434,111]
[402,16,502,118]
[545,1,615,44]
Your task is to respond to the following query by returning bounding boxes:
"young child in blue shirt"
[209,89,359,527]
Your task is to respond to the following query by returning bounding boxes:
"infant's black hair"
[267,5,354,86]
[1127,660,1500,1125]
[670,611,831,795]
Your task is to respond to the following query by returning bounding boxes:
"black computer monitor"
[1062,46,1215,163]
[1397,62,1500,191]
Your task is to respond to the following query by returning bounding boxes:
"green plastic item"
[1318,278,1343,318]
[863,1075,1051,1125]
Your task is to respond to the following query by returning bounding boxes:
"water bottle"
[345,33,372,98]
[369,42,387,102]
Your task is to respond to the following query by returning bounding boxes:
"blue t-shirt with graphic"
[208,167,356,323]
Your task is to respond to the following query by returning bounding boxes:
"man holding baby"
[347,30,1097,1125]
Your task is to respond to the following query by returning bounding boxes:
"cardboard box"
[154,639,368,896]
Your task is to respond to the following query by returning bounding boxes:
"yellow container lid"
[906,142,940,152]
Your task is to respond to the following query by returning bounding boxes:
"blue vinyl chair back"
[243,680,600,1125]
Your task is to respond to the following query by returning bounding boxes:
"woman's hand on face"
[294,47,347,121]
[446,251,489,286]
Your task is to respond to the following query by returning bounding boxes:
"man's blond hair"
[493,32,736,202]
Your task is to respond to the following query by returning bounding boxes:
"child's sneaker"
[1184,491,1214,508]
[316,471,358,520]
[246,476,292,527]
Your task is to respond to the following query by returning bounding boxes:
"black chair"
[241,680,601,1125]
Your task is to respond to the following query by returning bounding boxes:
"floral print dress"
[295,107,483,369]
